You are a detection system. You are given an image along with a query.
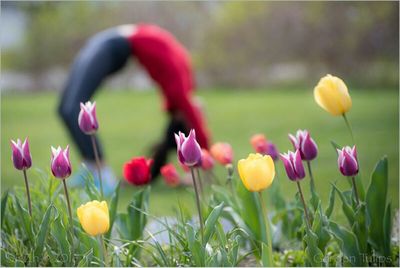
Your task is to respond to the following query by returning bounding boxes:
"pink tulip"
[174,129,202,167]
[78,101,98,135]
[51,145,72,179]
[337,146,359,177]
[11,138,32,170]
[280,149,305,181]
[289,130,318,161]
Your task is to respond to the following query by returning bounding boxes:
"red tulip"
[160,163,180,187]
[123,157,153,185]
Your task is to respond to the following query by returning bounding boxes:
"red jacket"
[127,24,210,148]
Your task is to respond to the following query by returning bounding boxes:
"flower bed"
[1,75,399,267]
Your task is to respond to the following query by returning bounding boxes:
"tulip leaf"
[1,190,9,228]
[78,248,93,267]
[331,184,355,226]
[312,202,330,252]
[51,214,72,265]
[329,221,363,266]
[325,184,336,218]
[204,202,224,244]
[34,204,55,262]
[236,182,265,257]
[12,194,34,244]
[383,202,392,258]
[186,223,204,266]
[105,181,121,241]
[366,156,388,254]
[352,203,368,254]
[303,227,323,266]
[261,242,273,267]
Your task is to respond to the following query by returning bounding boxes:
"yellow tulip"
[237,153,275,192]
[314,74,352,116]
[77,200,109,236]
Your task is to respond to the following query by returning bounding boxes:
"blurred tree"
[198,1,399,89]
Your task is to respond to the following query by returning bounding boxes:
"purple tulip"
[51,145,72,179]
[174,129,202,167]
[10,138,32,170]
[289,130,318,161]
[337,146,359,177]
[266,142,279,161]
[78,101,98,135]
[280,149,306,181]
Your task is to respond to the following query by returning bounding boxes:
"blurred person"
[58,24,211,194]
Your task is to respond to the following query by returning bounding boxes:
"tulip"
[160,163,180,187]
[314,74,352,116]
[280,149,311,227]
[123,157,153,185]
[174,129,202,167]
[78,101,99,134]
[51,145,74,236]
[337,146,359,177]
[237,153,275,266]
[10,138,32,216]
[250,134,280,161]
[11,138,32,170]
[51,146,72,179]
[79,101,104,197]
[280,150,305,181]
[201,149,214,170]
[77,200,110,236]
[337,146,360,205]
[175,129,204,240]
[210,142,233,165]
[237,153,275,192]
[288,130,318,161]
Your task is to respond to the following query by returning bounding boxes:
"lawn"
[1,88,398,218]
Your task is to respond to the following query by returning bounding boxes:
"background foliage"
[2,1,399,90]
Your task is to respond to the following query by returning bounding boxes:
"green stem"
[190,167,204,244]
[351,176,360,206]
[90,135,104,198]
[342,113,355,145]
[196,168,204,199]
[306,161,316,192]
[296,181,311,229]
[22,169,32,217]
[62,179,75,258]
[100,235,109,266]
[258,192,273,267]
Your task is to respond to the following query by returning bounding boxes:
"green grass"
[1,89,398,218]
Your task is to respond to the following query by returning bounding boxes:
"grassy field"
[1,89,398,218]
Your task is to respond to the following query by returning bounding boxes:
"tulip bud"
[123,156,153,185]
[280,150,306,181]
[337,146,359,177]
[314,74,352,116]
[250,134,280,161]
[250,134,268,154]
[78,101,99,134]
[174,129,202,167]
[51,146,72,179]
[77,200,109,236]
[288,130,318,161]
[210,142,233,165]
[10,138,32,170]
[160,163,180,187]
[237,153,275,192]
[201,149,214,170]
